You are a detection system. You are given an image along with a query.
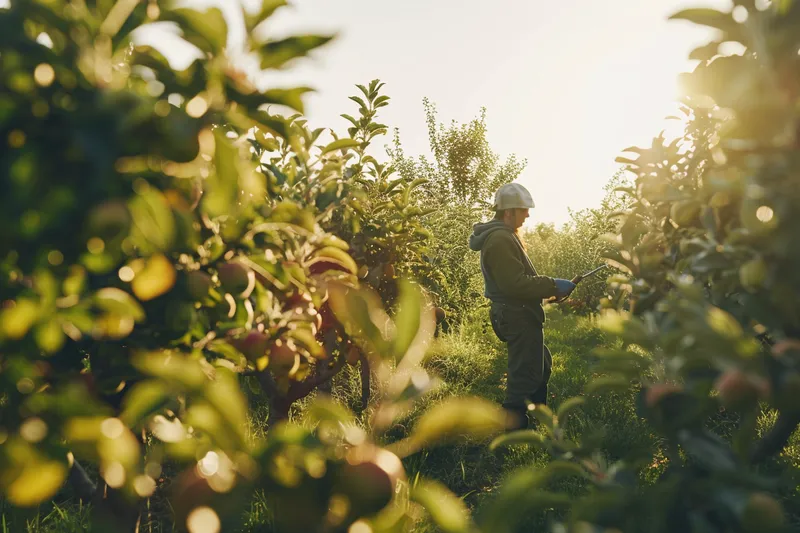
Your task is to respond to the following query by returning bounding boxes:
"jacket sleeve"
[483,232,558,301]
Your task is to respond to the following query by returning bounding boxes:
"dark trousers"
[489,303,552,428]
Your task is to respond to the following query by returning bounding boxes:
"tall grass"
[4,309,798,532]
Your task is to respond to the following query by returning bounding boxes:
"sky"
[136,0,732,226]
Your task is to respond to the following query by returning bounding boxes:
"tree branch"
[359,353,371,411]
[289,356,346,402]
[254,368,279,398]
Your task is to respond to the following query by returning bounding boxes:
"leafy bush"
[0,2,501,532]
[487,2,800,532]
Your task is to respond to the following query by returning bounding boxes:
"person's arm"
[483,232,558,301]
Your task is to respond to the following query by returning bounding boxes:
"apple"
[269,342,297,375]
[333,445,405,518]
[217,262,251,294]
[739,258,767,292]
[644,383,682,408]
[741,492,785,532]
[309,260,347,275]
[233,331,270,361]
[185,270,213,301]
[714,369,770,411]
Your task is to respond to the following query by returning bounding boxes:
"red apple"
[185,270,213,301]
[217,262,251,294]
[715,369,770,411]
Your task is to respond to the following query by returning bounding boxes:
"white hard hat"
[493,183,535,210]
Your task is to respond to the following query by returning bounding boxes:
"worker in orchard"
[468,183,576,430]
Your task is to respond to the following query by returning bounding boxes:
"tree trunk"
[268,394,292,427]
[359,354,371,411]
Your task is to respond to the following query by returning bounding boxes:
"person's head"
[492,183,535,231]
[494,208,529,230]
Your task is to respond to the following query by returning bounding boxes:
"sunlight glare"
[756,206,774,223]
[187,507,221,533]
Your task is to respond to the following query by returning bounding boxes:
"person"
[468,183,576,430]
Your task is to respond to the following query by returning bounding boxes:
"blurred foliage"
[486,2,800,532]
[0,1,501,532]
[6,1,800,533]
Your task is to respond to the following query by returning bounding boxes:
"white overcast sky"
[135,0,734,226]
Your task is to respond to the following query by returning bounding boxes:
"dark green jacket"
[468,220,558,323]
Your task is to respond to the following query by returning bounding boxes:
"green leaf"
[411,479,473,533]
[133,350,207,391]
[131,254,177,302]
[373,95,391,108]
[776,0,793,14]
[528,404,555,430]
[585,376,631,396]
[33,270,59,308]
[304,395,356,425]
[349,95,368,110]
[489,429,547,451]
[310,247,358,275]
[390,397,508,457]
[546,460,588,479]
[249,112,290,140]
[289,327,324,358]
[1,299,40,340]
[707,307,743,339]
[120,380,173,428]
[245,0,288,31]
[328,284,389,355]
[127,187,176,253]
[689,41,722,61]
[203,368,249,446]
[341,114,359,127]
[5,452,67,508]
[321,138,361,154]
[556,396,585,422]
[392,279,422,361]
[63,267,87,296]
[202,130,239,218]
[262,87,314,113]
[34,319,65,354]
[597,309,630,335]
[184,403,228,446]
[163,7,228,55]
[321,234,350,251]
[150,415,189,444]
[257,35,334,70]
[93,288,145,322]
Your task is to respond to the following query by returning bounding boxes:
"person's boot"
[502,404,528,432]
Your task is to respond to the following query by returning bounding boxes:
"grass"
[393,309,658,532]
[0,499,89,533]
[3,309,799,532]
